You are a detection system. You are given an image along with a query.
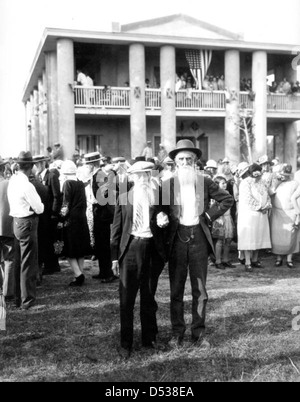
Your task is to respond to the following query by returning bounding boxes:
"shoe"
[245,264,253,272]
[101,275,119,284]
[238,259,246,265]
[69,274,85,287]
[274,260,283,267]
[252,261,264,268]
[223,262,236,268]
[118,347,132,360]
[142,340,158,350]
[168,336,184,348]
[215,263,225,270]
[287,262,294,269]
[92,274,104,280]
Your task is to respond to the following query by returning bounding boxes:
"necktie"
[132,190,148,233]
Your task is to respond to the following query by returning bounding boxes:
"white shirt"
[131,189,153,238]
[77,72,88,86]
[7,172,44,218]
[179,184,200,226]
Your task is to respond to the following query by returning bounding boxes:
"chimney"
[112,22,120,32]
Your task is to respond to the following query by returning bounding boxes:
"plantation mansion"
[22,14,300,168]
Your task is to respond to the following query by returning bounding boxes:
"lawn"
[1,250,300,382]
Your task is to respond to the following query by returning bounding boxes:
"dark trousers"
[94,220,113,279]
[119,237,157,350]
[0,236,15,297]
[169,224,209,340]
[13,216,39,309]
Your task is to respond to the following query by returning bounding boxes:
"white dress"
[270,180,300,255]
[238,177,272,251]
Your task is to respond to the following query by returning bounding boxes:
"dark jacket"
[110,186,166,264]
[43,168,62,217]
[161,174,234,257]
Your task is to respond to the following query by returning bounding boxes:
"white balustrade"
[74,86,300,113]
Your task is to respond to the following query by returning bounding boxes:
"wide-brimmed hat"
[84,152,101,164]
[15,151,35,165]
[33,154,50,163]
[112,157,126,164]
[61,160,77,175]
[237,162,250,177]
[257,155,271,165]
[127,161,154,174]
[205,159,218,169]
[169,139,202,160]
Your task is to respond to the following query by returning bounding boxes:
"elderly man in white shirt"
[7,151,44,310]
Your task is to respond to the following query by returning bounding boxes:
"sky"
[0,0,299,157]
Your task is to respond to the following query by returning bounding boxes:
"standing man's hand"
[112,261,120,277]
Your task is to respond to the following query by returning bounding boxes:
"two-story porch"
[22,14,300,168]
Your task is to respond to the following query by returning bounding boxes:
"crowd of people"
[1,140,300,359]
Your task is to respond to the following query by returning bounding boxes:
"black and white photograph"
[0,0,300,385]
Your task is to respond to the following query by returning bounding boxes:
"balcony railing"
[74,86,300,113]
[74,86,130,108]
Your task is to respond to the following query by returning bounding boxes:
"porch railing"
[74,86,300,112]
[74,86,130,108]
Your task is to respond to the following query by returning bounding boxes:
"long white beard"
[177,166,197,187]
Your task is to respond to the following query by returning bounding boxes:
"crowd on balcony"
[2,141,300,356]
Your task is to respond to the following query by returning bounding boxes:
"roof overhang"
[22,27,298,103]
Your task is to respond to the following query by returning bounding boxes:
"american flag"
[185,50,212,89]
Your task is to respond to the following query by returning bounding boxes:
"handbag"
[54,224,64,255]
[0,292,6,331]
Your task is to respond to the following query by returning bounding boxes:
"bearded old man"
[157,140,233,348]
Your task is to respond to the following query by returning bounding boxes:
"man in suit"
[111,161,166,359]
[0,157,15,302]
[157,140,233,348]
[33,155,62,275]
[84,152,117,283]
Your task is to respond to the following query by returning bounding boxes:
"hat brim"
[15,159,35,165]
[169,148,202,160]
[128,169,153,174]
[84,158,101,164]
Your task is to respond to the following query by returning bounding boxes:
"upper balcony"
[74,86,300,119]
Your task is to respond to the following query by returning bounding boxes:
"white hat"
[61,160,77,175]
[84,152,101,164]
[127,161,154,174]
[237,162,249,177]
[205,159,218,169]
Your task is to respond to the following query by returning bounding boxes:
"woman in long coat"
[270,164,300,268]
[60,160,91,286]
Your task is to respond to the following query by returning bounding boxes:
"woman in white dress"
[270,164,300,268]
[238,163,272,272]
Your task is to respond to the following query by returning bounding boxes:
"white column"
[45,51,58,147]
[129,43,146,159]
[252,51,267,161]
[160,45,176,153]
[57,38,75,160]
[284,121,298,173]
[224,50,240,164]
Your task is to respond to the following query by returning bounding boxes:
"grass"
[1,249,300,382]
